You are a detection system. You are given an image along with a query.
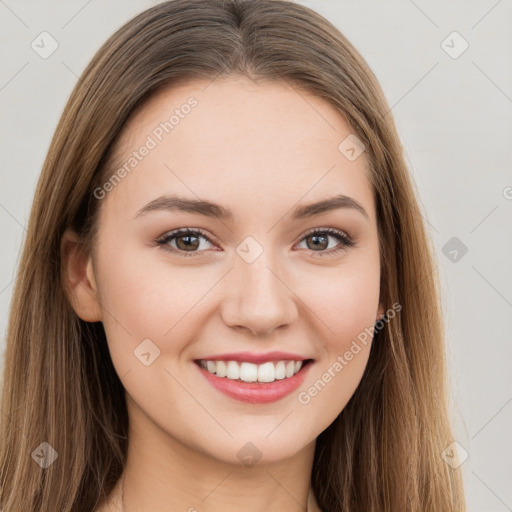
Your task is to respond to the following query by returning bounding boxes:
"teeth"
[275,361,286,380]
[199,359,307,383]
[258,362,274,382]
[216,360,227,378]
[226,361,240,380]
[241,362,258,382]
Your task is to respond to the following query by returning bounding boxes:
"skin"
[62,75,384,512]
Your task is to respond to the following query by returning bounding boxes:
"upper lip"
[195,351,312,364]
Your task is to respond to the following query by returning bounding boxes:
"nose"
[221,249,298,336]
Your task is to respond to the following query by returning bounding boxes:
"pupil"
[310,234,327,250]
[178,234,199,251]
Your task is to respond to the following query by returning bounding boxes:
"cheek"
[304,254,380,348]
[297,342,372,438]
[296,305,376,437]
[293,257,380,425]
[93,244,213,368]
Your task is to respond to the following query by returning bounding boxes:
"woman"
[0,0,466,510]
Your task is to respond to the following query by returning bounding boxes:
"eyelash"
[155,227,355,258]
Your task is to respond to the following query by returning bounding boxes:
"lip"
[194,359,314,404]
[195,351,310,364]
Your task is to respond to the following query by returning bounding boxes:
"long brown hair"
[0,0,465,510]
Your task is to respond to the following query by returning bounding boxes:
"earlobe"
[61,229,102,322]
[376,303,385,322]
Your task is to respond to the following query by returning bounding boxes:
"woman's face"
[83,75,383,465]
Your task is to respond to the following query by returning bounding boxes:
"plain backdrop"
[1,1,511,510]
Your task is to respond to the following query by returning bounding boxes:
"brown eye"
[297,228,355,255]
[305,233,329,251]
[156,228,215,257]
[175,233,200,251]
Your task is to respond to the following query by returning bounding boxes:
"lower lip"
[195,361,313,404]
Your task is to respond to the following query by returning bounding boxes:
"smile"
[194,358,314,404]
[198,359,305,383]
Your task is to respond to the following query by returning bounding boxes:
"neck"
[114,401,318,512]
[121,472,319,512]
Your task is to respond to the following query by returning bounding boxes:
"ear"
[376,302,385,322]
[61,229,102,322]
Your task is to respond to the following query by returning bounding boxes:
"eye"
[156,228,216,257]
[296,228,355,256]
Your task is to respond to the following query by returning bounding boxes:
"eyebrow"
[133,193,369,221]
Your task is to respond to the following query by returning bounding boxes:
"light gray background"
[1,1,511,510]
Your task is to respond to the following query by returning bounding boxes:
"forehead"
[118,75,360,158]
[103,75,375,223]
